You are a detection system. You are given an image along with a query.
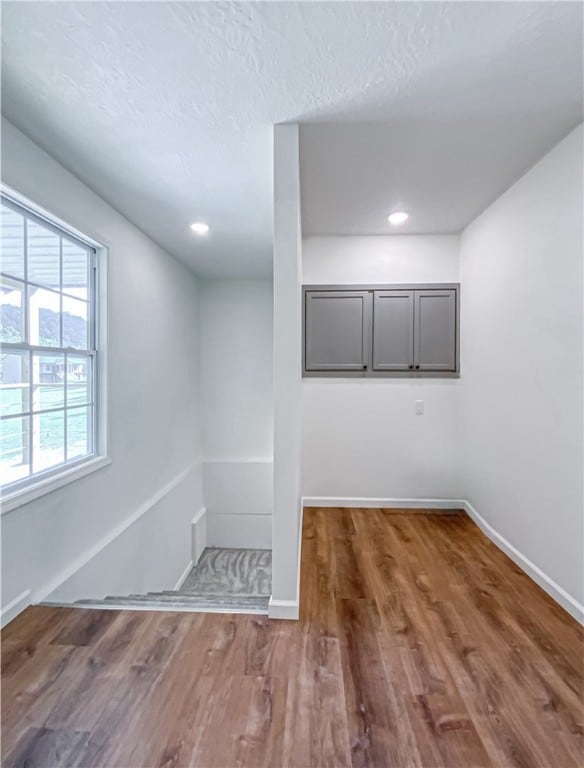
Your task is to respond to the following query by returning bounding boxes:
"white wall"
[199,279,273,548]
[460,124,583,611]
[271,124,303,618]
[303,235,460,284]
[1,119,202,621]
[302,235,462,501]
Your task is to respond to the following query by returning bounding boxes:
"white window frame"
[0,186,110,514]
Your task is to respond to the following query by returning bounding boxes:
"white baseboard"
[1,589,32,629]
[463,501,583,625]
[269,504,303,622]
[296,504,304,606]
[302,496,465,510]
[191,506,207,564]
[173,559,193,591]
[268,597,299,620]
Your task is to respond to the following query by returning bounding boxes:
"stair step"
[75,594,269,614]
[106,592,268,607]
[158,589,270,599]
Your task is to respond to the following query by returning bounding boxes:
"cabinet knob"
[408,364,414,369]
[415,365,420,370]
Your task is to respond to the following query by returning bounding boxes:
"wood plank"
[282,631,352,767]
[3,726,89,768]
[1,508,582,767]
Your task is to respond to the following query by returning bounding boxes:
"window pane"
[27,220,60,290]
[0,200,97,492]
[1,278,24,342]
[62,296,88,349]
[32,410,64,472]
[0,416,30,485]
[28,285,61,346]
[67,406,91,460]
[62,240,88,301]
[0,352,30,417]
[67,355,91,406]
[32,352,65,411]
[0,204,25,279]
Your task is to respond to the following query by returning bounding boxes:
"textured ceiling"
[1,2,582,276]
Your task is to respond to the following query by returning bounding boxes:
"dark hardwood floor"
[2,509,583,767]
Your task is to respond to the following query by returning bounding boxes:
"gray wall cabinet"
[305,290,370,371]
[373,290,415,371]
[415,289,456,371]
[303,284,459,377]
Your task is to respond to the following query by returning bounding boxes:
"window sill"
[1,455,112,515]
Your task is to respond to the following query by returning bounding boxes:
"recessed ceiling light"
[388,211,409,227]
[190,221,210,235]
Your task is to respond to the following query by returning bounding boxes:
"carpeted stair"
[69,547,272,615]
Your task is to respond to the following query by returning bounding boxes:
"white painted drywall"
[199,279,273,548]
[271,124,302,617]
[303,235,460,284]
[301,235,462,500]
[1,118,203,618]
[460,124,584,607]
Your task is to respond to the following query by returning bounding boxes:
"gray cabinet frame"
[302,283,460,378]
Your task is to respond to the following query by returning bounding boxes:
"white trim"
[1,456,112,515]
[203,457,273,464]
[173,559,193,591]
[1,183,103,250]
[191,506,207,564]
[31,461,197,604]
[0,183,110,516]
[302,496,465,510]
[268,598,299,620]
[269,505,303,621]
[43,601,269,616]
[95,242,109,467]
[192,506,207,524]
[295,504,304,605]
[463,501,584,625]
[1,589,32,628]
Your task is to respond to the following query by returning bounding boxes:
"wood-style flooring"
[2,509,583,767]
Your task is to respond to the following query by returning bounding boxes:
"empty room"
[0,2,582,767]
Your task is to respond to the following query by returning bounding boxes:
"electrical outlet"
[415,400,424,415]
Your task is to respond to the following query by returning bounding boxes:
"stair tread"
[75,596,268,612]
[103,593,268,604]
[160,590,270,598]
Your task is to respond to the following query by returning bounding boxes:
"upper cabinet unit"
[303,284,459,377]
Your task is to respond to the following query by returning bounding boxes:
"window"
[0,193,100,497]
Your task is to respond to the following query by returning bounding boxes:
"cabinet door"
[305,291,370,372]
[372,291,414,371]
[414,289,456,371]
